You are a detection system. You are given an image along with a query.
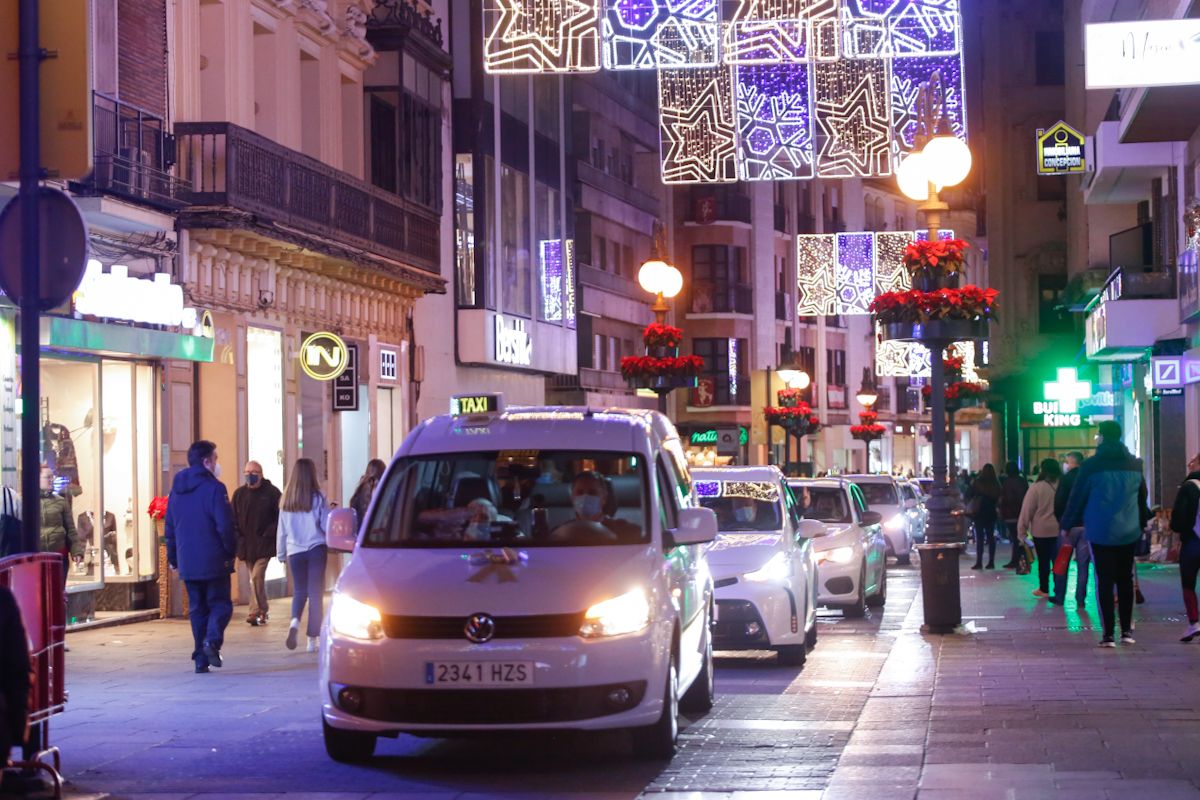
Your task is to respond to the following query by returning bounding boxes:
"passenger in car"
[730,496,758,525]
[559,471,641,543]
[464,498,499,542]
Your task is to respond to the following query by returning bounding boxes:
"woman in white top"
[1018,458,1062,599]
[277,458,329,652]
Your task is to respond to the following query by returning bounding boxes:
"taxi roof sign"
[451,393,504,416]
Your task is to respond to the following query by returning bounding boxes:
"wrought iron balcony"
[85,92,188,211]
[175,122,440,279]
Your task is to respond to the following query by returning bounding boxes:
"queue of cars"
[317,396,929,763]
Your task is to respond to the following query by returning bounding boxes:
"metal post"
[765,368,774,466]
[947,408,958,482]
[18,0,42,554]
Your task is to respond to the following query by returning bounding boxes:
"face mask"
[208,461,222,479]
[734,506,756,523]
[573,494,603,518]
[245,474,261,487]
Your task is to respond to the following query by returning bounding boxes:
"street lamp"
[856,372,878,473]
[895,71,975,634]
[637,223,684,413]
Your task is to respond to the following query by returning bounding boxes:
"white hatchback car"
[691,466,818,666]
[901,481,929,543]
[846,475,915,565]
[788,479,887,616]
[319,397,719,761]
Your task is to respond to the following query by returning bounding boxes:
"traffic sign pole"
[19,0,41,554]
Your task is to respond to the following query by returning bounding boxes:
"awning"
[1085,298,1179,362]
[39,316,213,362]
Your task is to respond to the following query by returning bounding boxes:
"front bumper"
[712,578,802,648]
[815,556,862,606]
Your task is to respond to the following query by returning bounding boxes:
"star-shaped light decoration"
[659,65,739,183]
[485,0,602,73]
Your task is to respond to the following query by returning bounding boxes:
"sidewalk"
[26,555,1200,799]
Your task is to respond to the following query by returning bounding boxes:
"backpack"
[0,487,20,557]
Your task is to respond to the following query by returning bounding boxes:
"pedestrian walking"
[165,440,237,673]
[968,464,1002,570]
[277,458,329,653]
[1170,451,1200,642]
[348,458,387,525]
[1000,462,1029,569]
[39,467,81,574]
[1061,421,1150,648]
[1050,451,1091,607]
[1018,458,1062,598]
[0,585,30,766]
[231,460,281,627]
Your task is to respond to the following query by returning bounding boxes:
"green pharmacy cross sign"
[1044,368,1091,413]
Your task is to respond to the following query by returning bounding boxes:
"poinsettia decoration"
[642,323,683,349]
[869,286,998,325]
[943,355,964,374]
[763,401,823,436]
[923,382,987,402]
[850,409,886,442]
[904,238,969,276]
[777,387,807,407]
[147,496,169,520]
[620,354,705,381]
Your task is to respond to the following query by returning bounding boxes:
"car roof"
[787,478,849,490]
[692,465,785,482]
[844,474,898,484]
[401,406,675,457]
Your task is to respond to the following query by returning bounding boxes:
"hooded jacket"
[1061,441,1150,547]
[232,479,281,562]
[1169,470,1200,546]
[165,466,236,581]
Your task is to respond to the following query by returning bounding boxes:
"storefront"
[679,425,749,468]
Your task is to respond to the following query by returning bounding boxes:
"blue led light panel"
[813,57,893,177]
[736,64,815,180]
[891,51,967,159]
[842,0,961,59]
[603,0,720,69]
[725,0,840,64]
[796,234,838,316]
[659,65,740,183]
[835,231,876,314]
[484,0,602,74]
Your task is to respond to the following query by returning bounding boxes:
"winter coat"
[1053,467,1080,525]
[969,479,1001,526]
[165,466,236,581]
[1061,441,1150,547]
[39,492,80,557]
[0,586,30,758]
[1017,480,1060,539]
[1169,470,1200,546]
[1000,475,1029,521]
[349,480,378,526]
[232,479,281,563]
[277,493,329,561]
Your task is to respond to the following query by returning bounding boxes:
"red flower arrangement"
[763,402,813,425]
[777,387,807,407]
[147,496,169,520]
[642,323,683,349]
[923,381,988,402]
[904,238,969,276]
[943,355,964,374]
[868,285,999,324]
[851,409,885,442]
[620,354,705,381]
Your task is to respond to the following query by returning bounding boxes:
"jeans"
[1032,536,1058,593]
[1092,541,1137,638]
[289,546,328,637]
[974,519,996,566]
[1052,528,1092,604]
[246,557,270,617]
[185,577,233,664]
[1180,537,1200,624]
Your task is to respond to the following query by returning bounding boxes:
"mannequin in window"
[77,510,118,575]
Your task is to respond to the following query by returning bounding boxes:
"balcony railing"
[550,368,631,393]
[88,92,188,210]
[175,122,439,275]
[690,187,752,224]
[690,281,753,314]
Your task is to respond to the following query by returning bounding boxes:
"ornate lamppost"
[775,368,812,470]
[854,372,880,472]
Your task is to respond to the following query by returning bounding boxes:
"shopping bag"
[1052,543,1074,577]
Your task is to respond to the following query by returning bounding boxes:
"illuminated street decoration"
[736,63,814,180]
[813,58,893,177]
[843,0,961,59]
[603,0,720,69]
[723,481,781,501]
[659,65,739,183]
[875,333,979,379]
[484,0,602,73]
[540,239,564,321]
[890,52,966,158]
[836,232,876,313]
[796,234,838,315]
[728,337,739,399]
[874,231,912,293]
[724,0,839,64]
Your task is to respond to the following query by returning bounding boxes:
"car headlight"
[816,546,855,565]
[884,513,906,530]
[579,588,651,638]
[743,552,791,583]
[330,593,384,640]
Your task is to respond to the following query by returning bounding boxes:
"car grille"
[343,683,648,724]
[380,612,585,640]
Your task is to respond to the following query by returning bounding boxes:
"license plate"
[425,661,535,686]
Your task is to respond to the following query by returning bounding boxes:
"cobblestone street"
[41,555,1200,800]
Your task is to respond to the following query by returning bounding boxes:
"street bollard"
[917,542,962,633]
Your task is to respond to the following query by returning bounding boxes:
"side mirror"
[326,507,359,552]
[860,510,883,527]
[797,519,826,539]
[904,498,918,510]
[669,507,718,546]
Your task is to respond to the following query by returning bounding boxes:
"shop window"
[500,165,532,318]
[454,153,479,307]
[247,328,285,489]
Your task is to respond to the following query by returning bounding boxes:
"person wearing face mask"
[464,498,498,541]
[165,440,237,673]
[560,472,639,543]
[38,466,80,573]
[729,496,759,527]
[232,460,281,626]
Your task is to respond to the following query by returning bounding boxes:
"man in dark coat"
[999,462,1029,568]
[0,585,30,763]
[231,460,280,627]
[165,440,236,673]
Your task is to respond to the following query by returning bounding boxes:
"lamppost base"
[916,542,962,634]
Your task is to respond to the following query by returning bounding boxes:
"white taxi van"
[319,395,719,761]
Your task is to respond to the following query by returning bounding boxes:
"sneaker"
[306,636,319,653]
[971,564,983,570]
[1098,637,1116,648]
[1120,632,1136,645]
[286,619,300,651]
[1031,589,1049,598]
[1181,622,1200,642]
[202,642,222,668]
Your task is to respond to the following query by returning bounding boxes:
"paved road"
[32,553,1200,799]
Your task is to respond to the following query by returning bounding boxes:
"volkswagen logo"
[464,613,496,644]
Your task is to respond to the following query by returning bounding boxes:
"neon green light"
[1044,368,1091,413]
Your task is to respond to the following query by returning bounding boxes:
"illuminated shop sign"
[1151,356,1200,389]
[1085,20,1200,89]
[690,427,749,447]
[73,260,197,328]
[451,394,503,416]
[300,331,349,381]
[495,314,533,366]
[1031,369,1092,427]
[1036,121,1085,176]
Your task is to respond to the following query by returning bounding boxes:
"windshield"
[799,487,852,523]
[855,481,899,507]
[696,480,783,532]
[363,451,648,547]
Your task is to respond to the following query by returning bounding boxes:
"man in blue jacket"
[166,440,236,673]
[1061,421,1150,648]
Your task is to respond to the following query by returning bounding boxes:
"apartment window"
[366,51,444,211]
[593,138,605,170]
[369,96,398,194]
[794,345,816,378]
[826,348,846,387]
[692,245,751,313]
[694,338,749,405]
[500,165,532,317]
[299,50,321,158]
[1035,31,1065,86]
[1038,273,1072,334]
[622,244,634,279]
[595,236,607,271]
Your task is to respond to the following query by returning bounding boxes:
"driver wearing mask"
[568,472,640,541]
[731,496,759,526]
[464,498,498,542]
